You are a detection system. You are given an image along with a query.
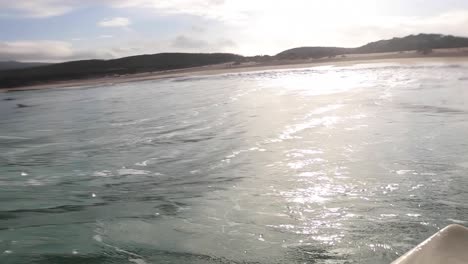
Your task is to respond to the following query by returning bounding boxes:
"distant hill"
[277,34,468,58]
[2,34,468,89]
[355,34,468,53]
[276,47,350,59]
[0,53,243,88]
[0,61,51,71]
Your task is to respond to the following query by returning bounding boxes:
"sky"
[1,0,468,62]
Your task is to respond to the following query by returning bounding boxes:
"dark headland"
[2,33,468,90]
[0,61,51,71]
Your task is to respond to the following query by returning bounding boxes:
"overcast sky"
[1,0,468,62]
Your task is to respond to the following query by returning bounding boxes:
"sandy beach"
[3,48,468,92]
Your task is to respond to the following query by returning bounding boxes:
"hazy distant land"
[0,61,51,71]
[2,34,468,91]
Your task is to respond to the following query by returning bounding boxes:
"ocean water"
[1,62,468,264]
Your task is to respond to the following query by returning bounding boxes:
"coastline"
[3,49,468,92]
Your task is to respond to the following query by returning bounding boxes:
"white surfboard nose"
[392,224,468,264]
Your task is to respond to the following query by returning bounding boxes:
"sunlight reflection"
[259,69,370,97]
[279,116,339,140]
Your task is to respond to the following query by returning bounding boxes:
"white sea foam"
[117,169,150,175]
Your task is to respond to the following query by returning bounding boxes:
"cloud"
[0,40,117,62]
[2,1,468,59]
[104,1,468,55]
[0,0,78,18]
[0,0,243,20]
[172,36,207,49]
[109,0,239,21]
[98,17,131,27]
[171,35,236,52]
[0,41,73,61]
[190,26,205,33]
[98,35,114,39]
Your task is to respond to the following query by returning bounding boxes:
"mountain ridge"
[2,33,468,89]
[0,61,51,71]
[277,34,468,58]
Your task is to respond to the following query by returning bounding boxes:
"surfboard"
[392,224,468,264]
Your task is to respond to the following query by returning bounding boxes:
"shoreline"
[3,51,468,92]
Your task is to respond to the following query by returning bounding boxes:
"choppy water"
[1,62,468,264]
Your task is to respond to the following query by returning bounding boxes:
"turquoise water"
[1,63,468,264]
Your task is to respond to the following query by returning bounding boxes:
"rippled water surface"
[1,63,468,264]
